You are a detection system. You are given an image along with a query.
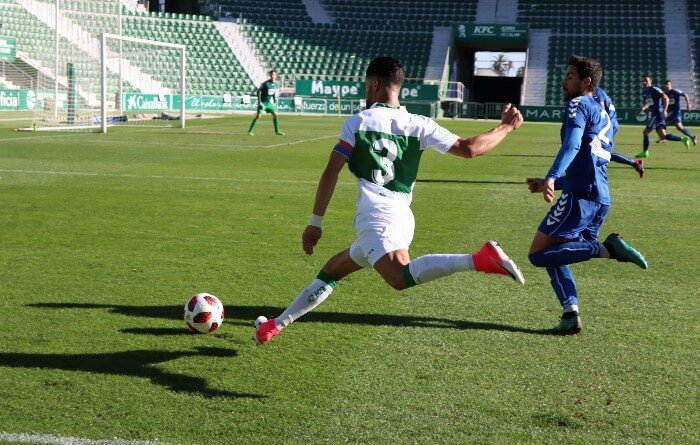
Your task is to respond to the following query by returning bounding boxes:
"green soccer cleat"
[681,136,691,150]
[603,233,648,269]
[634,150,649,158]
[555,312,582,335]
[248,131,254,136]
[275,131,285,136]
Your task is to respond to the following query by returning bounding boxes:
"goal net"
[100,33,185,133]
[25,1,185,132]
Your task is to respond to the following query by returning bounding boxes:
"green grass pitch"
[0,114,697,444]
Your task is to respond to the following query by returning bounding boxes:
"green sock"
[273,117,280,133]
[248,118,258,133]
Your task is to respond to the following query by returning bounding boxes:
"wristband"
[308,214,323,227]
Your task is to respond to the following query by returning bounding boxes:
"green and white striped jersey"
[334,103,459,197]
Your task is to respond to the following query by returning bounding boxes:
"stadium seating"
[210,0,478,81]
[2,0,694,109]
[0,0,253,97]
[518,0,667,107]
[241,20,430,80]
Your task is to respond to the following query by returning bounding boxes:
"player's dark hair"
[268,70,276,75]
[366,57,405,87]
[641,73,651,79]
[664,79,671,83]
[568,55,602,90]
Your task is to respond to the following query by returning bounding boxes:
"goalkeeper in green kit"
[248,70,284,136]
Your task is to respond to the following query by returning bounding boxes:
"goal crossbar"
[100,33,186,133]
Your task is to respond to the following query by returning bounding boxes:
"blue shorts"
[538,192,609,242]
[667,112,682,125]
[646,115,666,130]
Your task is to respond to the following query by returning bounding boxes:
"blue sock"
[546,265,578,309]
[681,128,695,138]
[611,152,635,166]
[665,134,681,141]
[643,134,650,150]
[529,242,601,268]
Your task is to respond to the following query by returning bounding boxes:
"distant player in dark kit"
[526,55,648,335]
[663,79,696,147]
[635,74,690,158]
[248,70,284,136]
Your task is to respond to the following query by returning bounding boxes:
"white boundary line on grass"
[0,431,171,445]
[0,169,320,185]
[0,134,337,149]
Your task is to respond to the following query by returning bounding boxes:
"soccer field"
[0,114,697,444]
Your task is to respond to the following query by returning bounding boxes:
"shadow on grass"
[0,346,265,399]
[28,302,556,336]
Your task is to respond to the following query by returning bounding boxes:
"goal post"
[100,33,186,133]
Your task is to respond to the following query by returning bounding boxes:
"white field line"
[0,431,172,445]
[0,134,338,149]
[0,168,532,193]
[0,168,695,201]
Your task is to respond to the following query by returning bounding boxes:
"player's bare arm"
[684,93,692,111]
[302,150,347,255]
[447,104,523,158]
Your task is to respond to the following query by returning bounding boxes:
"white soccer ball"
[254,315,268,328]
[184,293,224,333]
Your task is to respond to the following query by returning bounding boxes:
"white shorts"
[349,204,415,268]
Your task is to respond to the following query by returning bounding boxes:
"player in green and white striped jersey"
[254,57,525,345]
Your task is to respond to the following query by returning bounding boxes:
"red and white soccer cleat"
[253,316,280,345]
[472,240,525,284]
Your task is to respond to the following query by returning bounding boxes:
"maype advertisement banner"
[295,79,440,101]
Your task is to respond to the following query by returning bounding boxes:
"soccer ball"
[183,293,224,333]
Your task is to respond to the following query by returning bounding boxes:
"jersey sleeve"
[419,117,459,154]
[332,116,358,160]
[546,99,586,179]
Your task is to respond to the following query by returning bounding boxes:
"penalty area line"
[0,431,171,445]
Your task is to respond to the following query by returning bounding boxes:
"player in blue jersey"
[526,56,648,335]
[593,86,645,177]
[635,74,690,158]
[663,80,696,146]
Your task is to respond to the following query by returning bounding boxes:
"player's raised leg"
[611,152,644,178]
[376,241,525,291]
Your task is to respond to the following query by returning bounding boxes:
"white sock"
[274,279,334,329]
[563,304,579,314]
[598,243,610,258]
[408,254,474,285]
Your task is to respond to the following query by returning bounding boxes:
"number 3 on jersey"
[371,138,398,185]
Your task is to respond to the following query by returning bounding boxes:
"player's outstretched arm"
[448,103,523,158]
[302,151,347,255]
